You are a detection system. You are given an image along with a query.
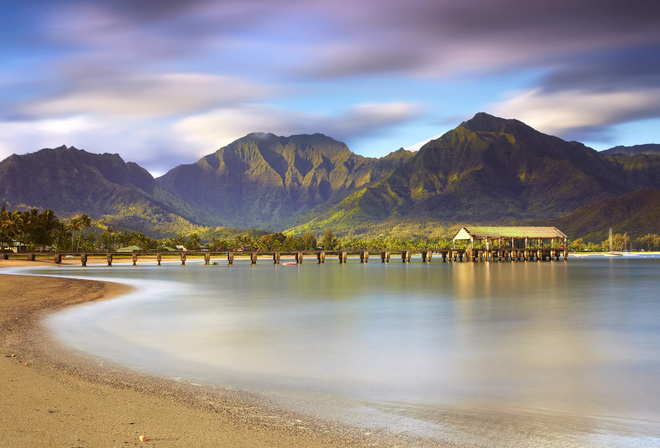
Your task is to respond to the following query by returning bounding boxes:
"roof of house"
[453,226,568,240]
[116,245,142,252]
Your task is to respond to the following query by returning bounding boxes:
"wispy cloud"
[176,101,423,152]
[492,87,660,142]
[15,73,283,118]
[1,0,659,172]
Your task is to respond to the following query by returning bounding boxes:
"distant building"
[7,240,27,253]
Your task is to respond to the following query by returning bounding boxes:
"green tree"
[234,235,255,250]
[258,232,287,250]
[301,232,317,250]
[601,233,626,252]
[208,236,230,251]
[28,210,63,249]
[568,238,585,252]
[322,229,337,250]
[184,233,201,251]
[635,234,660,251]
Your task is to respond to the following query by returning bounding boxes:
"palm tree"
[0,210,25,250]
[69,214,92,252]
[26,209,61,250]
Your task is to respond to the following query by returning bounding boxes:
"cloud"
[0,115,197,176]
[0,100,422,175]
[541,46,660,93]
[15,73,283,119]
[490,43,660,142]
[491,86,660,141]
[176,101,423,153]
[32,0,660,81]
[294,0,660,79]
[3,0,660,171]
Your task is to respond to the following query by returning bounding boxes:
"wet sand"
[1,258,416,448]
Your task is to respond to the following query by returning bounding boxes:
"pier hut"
[452,226,568,261]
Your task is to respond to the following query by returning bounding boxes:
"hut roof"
[116,245,142,252]
[453,226,567,240]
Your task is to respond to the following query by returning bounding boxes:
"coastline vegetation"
[0,207,660,252]
[2,207,660,253]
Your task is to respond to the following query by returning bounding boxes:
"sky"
[1,0,660,176]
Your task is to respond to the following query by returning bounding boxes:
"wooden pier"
[36,247,569,266]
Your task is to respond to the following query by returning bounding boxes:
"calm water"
[20,256,660,446]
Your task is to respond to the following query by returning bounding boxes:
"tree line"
[4,207,660,253]
[0,207,98,252]
[568,234,660,252]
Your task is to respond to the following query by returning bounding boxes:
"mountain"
[291,113,660,234]
[602,144,660,156]
[2,115,660,240]
[157,133,413,227]
[0,145,203,236]
[542,189,660,242]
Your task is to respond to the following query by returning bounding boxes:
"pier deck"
[19,247,569,266]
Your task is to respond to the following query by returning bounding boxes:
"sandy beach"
[0,258,389,448]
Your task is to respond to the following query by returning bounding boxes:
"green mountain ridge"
[0,145,206,237]
[289,113,660,235]
[1,113,660,240]
[156,133,414,227]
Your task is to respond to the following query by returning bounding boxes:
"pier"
[6,227,570,266]
[34,246,568,266]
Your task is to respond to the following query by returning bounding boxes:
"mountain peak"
[461,112,533,135]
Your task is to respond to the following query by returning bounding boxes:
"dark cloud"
[541,45,660,93]
[558,125,617,145]
[490,42,660,142]
[22,0,660,82]
[298,0,660,79]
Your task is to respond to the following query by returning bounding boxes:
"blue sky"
[1,0,659,175]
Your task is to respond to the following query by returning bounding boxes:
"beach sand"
[0,258,392,448]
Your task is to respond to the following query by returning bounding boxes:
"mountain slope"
[602,144,660,156]
[292,113,660,234]
[157,133,413,227]
[542,189,660,241]
[0,145,203,235]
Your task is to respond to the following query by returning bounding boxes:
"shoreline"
[1,259,423,447]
